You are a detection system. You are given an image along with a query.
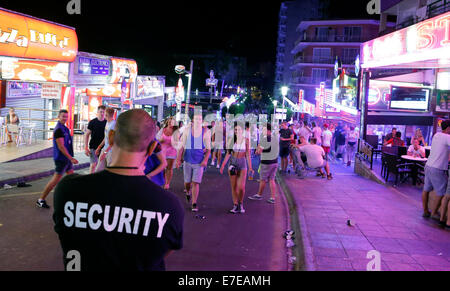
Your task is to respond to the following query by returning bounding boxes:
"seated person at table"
[385,131,405,147]
[294,138,333,180]
[6,108,20,143]
[384,128,397,145]
[407,138,426,158]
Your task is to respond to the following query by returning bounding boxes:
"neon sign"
[362,11,450,68]
[0,9,78,62]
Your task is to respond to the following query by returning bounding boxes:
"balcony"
[291,77,332,86]
[295,35,364,45]
[428,0,450,18]
[293,55,357,66]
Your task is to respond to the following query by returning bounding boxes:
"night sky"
[1,0,375,87]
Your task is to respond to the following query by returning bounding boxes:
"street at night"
[0,0,449,283]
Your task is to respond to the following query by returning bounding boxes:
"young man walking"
[53,109,184,271]
[176,113,211,212]
[37,110,78,209]
[85,105,107,173]
[249,124,279,204]
[279,122,293,173]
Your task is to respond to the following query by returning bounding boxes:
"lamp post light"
[281,86,289,122]
[272,100,278,121]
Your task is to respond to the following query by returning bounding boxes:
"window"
[313,48,331,63]
[342,48,359,64]
[312,68,329,83]
[344,27,362,42]
[315,27,330,41]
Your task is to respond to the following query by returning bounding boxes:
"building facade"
[274,0,327,99]
[289,19,391,104]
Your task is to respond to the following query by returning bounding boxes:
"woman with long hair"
[157,116,179,190]
[220,123,254,214]
[414,128,426,146]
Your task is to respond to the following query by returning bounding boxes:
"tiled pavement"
[281,162,450,271]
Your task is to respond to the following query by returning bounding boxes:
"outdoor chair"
[384,153,414,186]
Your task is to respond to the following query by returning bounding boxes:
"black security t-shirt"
[53,171,184,271]
[87,118,107,149]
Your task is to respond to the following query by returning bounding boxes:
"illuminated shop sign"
[86,83,131,98]
[135,76,165,100]
[1,57,69,83]
[0,8,78,62]
[362,11,450,68]
[7,81,42,97]
[78,57,110,75]
[110,58,137,84]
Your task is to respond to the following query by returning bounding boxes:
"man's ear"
[109,130,115,146]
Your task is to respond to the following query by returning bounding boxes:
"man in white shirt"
[95,107,116,172]
[298,121,312,142]
[298,138,333,180]
[312,122,322,146]
[407,138,426,158]
[321,124,333,161]
[422,120,450,222]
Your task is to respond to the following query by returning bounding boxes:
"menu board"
[7,81,42,98]
[78,57,110,75]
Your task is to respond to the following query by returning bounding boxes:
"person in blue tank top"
[176,113,211,212]
[37,110,79,209]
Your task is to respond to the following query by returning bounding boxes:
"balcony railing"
[291,77,332,86]
[428,0,450,18]
[295,35,365,45]
[293,55,356,65]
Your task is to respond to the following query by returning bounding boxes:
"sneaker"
[216,164,220,169]
[327,173,333,180]
[422,212,431,218]
[267,198,275,204]
[186,193,191,203]
[248,194,263,201]
[191,204,199,212]
[239,204,246,214]
[229,205,239,214]
[36,199,50,209]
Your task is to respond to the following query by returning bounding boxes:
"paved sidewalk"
[280,162,450,271]
[0,153,90,187]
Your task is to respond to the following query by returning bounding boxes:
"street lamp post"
[273,100,278,121]
[281,86,289,122]
[185,60,194,123]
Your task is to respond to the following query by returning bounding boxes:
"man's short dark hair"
[59,109,68,115]
[442,120,450,131]
[310,138,317,144]
[396,132,402,138]
[115,109,156,153]
[98,105,106,111]
[392,127,397,131]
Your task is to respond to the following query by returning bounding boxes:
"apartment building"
[274,0,327,99]
[289,19,389,104]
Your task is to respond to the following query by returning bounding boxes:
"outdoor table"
[401,155,428,186]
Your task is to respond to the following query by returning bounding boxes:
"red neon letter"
[436,13,450,46]
[417,20,435,50]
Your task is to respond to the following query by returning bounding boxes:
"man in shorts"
[176,113,211,212]
[85,105,107,173]
[422,120,450,221]
[322,124,333,161]
[36,110,79,209]
[279,122,293,173]
[249,124,279,204]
